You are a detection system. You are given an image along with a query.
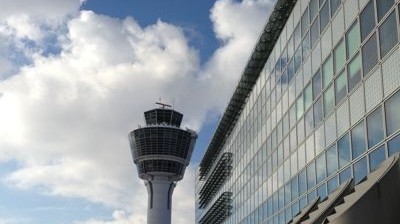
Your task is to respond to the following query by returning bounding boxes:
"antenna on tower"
[155,101,172,109]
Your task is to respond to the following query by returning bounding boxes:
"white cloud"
[0,0,275,223]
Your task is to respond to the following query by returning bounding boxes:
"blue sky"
[0,0,274,223]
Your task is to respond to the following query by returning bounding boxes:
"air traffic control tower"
[129,103,197,224]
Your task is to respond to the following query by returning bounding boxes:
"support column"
[145,177,176,224]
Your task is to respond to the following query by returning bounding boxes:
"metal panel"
[344,0,359,30]
[350,85,365,125]
[336,99,350,137]
[332,6,345,46]
[325,112,337,147]
[365,67,383,113]
[382,47,400,97]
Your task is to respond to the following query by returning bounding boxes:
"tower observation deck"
[129,104,197,224]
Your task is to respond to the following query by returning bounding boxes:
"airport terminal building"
[196,0,400,223]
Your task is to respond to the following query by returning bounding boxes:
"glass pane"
[303,32,311,59]
[323,55,334,88]
[335,70,347,104]
[291,176,299,199]
[338,134,351,168]
[316,153,326,183]
[367,106,384,148]
[385,90,400,135]
[307,162,316,189]
[302,7,310,36]
[376,0,395,21]
[346,21,361,58]
[334,39,346,74]
[347,53,362,92]
[311,16,320,47]
[314,97,323,126]
[379,11,398,58]
[295,23,302,49]
[305,108,314,136]
[360,0,376,42]
[297,94,304,119]
[320,1,330,33]
[388,133,400,156]
[339,167,352,184]
[327,176,338,193]
[313,70,322,99]
[323,84,335,116]
[310,0,319,21]
[299,170,307,195]
[304,83,313,110]
[295,46,303,72]
[326,144,338,176]
[362,33,378,75]
[351,121,367,159]
[353,157,367,184]
[330,0,341,16]
[369,145,386,171]
[317,183,327,200]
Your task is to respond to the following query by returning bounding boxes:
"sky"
[0,0,275,223]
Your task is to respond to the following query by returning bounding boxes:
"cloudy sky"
[0,0,274,223]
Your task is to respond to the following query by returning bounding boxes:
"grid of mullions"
[198,0,400,224]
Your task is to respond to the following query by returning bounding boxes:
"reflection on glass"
[320,1,330,33]
[354,157,368,184]
[323,84,335,116]
[346,21,361,58]
[335,70,347,104]
[339,167,352,184]
[330,0,341,16]
[362,33,378,75]
[328,176,339,193]
[297,94,304,119]
[305,109,314,136]
[369,145,386,171]
[314,97,323,126]
[351,121,366,159]
[360,0,376,42]
[303,32,311,59]
[299,170,307,195]
[310,0,319,21]
[376,0,394,21]
[338,134,351,168]
[291,176,299,199]
[302,7,310,36]
[316,153,326,184]
[334,39,346,74]
[379,11,398,58]
[385,90,400,136]
[317,183,327,200]
[367,106,384,148]
[388,133,400,157]
[311,16,320,47]
[304,83,313,110]
[323,55,334,88]
[347,53,362,92]
[313,70,322,99]
[327,144,338,176]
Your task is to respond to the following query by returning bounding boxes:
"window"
[338,134,351,168]
[291,176,299,199]
[294,23,302,49]
[367,106,384,148]
[313,70,322,99]
[347,53,362,92]
[299,170,307,195]
[369,145,386,171]
[305,109,314,136]
[297,94,304,119]
[294,46,303,72]
[323,84,335,116]
[376,0,394,21]
[351,121,367,159]
[388,133,400,156]
[322,55,334,88]
[307,162,316,189]
[304,83,313,110]
[385,85,400,136]
[290,104,296,129]
[327,176,338,193]
[360,0,376,42]
[335,70,347,104]
[379,11,398,57]
[353,157,368,183]
[326,144,338,176]
[320,1,330,33]
[346,21,361,58]
[334,39,346,74]
[302,7,310,36]
[310,0,319,21]
[330,0,341,16]
[311,16,320,47]
[362,33,378,75]
[316,153,326,183]
[339,167,352,184]
[303,32,311,59]
[317,183,327,200]
[314,97,323,126]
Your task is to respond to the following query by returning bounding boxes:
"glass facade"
[196,0,400,223]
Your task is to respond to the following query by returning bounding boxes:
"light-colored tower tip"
[129,107,197,224]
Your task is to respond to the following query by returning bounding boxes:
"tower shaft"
[145,176,175,224]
